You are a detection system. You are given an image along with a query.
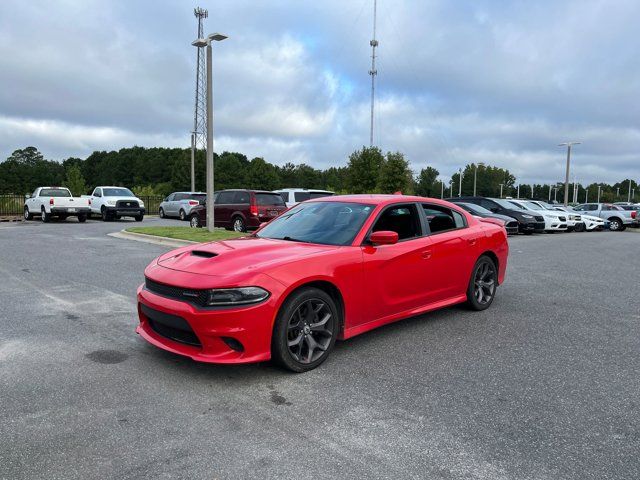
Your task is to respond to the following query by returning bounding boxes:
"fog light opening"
[221,337,244,353]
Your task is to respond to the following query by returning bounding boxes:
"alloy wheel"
[233,218,245,232]
[190,216,200,228]
[286,299,333,364]
[473,261,496,305]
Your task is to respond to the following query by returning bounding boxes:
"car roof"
[308,194,463,208]
[274,188,334,193]
[220,189,280,194]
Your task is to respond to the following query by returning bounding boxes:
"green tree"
[377,151,413,194]
[346,146,384,193]
[245,157,280,190]
[63,165,87,196]
[414,166,440,197]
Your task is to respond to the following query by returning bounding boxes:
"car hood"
[155,236,337,277]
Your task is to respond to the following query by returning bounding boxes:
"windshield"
[256,193,286,206]
[492,198,520,210]
[256,201,374,246]
[40,188,71,197]
[103,188,134,197]
[519,201,544,210]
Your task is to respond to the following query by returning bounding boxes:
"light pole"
[548,184,552,201]
[597,185,601,203]
[190,133,196,192]
[628,180,632,203]
[584,189,588,203]
[499,183,504,198]
[616,187,620,199]
[558,142,581,206]
[473,162,484,196]
[440,180,444,199]
[192,33,228,232]
[517,184,520,199]
[530,184,534,198]
[554,187,558,202]
[458,168,463,197]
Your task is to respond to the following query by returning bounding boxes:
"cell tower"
[192,7,208,151]
[368,0,378,146]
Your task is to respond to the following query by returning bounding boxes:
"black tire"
[23,207,33,220]
[466,255,498,311]
[78,214,87,223]
[179,209,187,221]
[574,222,585,232]
[159,207,165,218]
[101,207,110,222]
[135,214,144,222]
[271,287,339,373]
[41,208,50,223]
[86,212,92,220]
[608,217,623,231]
[190,214,201,228]
[232,216,246,232]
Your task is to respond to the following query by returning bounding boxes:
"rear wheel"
[466,255,497,311]
[271,287,339,372]
[179,209,186,221]
[608,217,623,231]
[190,214,201,228]
[24,207,33,220]
[41,208,50,223]
[78,214,87,223]
[232,216,246,232]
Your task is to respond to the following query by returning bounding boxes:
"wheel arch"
[479,250,500,283]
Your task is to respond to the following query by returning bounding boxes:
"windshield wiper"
[281,236,304,242]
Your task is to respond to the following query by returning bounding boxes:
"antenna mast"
[368,0,378,146]
[192,7,208,152]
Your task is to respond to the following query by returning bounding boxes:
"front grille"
[145,277,208,307]
[141,304,201,347]
[535,215,544,222]
[116,200,139,208]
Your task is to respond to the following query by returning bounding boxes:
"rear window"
[309,192,333,200]
[294,192,310,202]
[188,194,206,203]
[256,193,286,206]
[40,188,71,197]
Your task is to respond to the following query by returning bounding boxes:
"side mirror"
[369,230,399,245]
[25,194,31,199]
[164,197,169,202]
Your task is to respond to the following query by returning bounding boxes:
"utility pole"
[531,184,534,198]
[193,33,228,232]
[192,7,208,190]
[554,188,558,202]
[628,180,632,203]
[548,184,552,201]
[440,180,444,199]
[368,0,378,146]
[558,142,581,206]
[516,184,520,199]
[584,189,588,203]
[458,168,463,197]
[499,183,504,198]
[597,185,601,202]
[473,162,484,196]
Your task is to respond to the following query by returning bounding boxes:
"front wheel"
[574,222,585,232]
[101,208,110,222]
[135,214,144,222]
[159,207,165,219]
[24,207,33,220]
[271,287,339,372]
[190,214,201,228]
[466,256,497,311]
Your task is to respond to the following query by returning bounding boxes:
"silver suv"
[159,192,206,221]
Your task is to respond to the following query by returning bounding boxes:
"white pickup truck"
[24,187,91,222]
[84,186,145,221]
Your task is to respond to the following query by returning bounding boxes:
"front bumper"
[105,206,145,216]
[136,283,280,364]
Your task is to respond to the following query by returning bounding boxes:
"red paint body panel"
[137,195,509,363]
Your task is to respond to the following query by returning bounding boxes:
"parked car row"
[24,186,145,222]
[446,196,638,234]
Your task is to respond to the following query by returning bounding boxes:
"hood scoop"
[191,250,218,258]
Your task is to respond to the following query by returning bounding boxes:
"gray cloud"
[0,0,638,184]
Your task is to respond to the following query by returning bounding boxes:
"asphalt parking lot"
[0,218,638,480]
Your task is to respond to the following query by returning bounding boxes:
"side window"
[422,204,466,234]
[174,193,186,201]
[479,199,496,211]
[278,192,288,202]
[93,188,102,197]
[216,192,234,204]
[371,204,421,241]
[294,192,311,202]
[32,189,38,198]
[233,191,250,204]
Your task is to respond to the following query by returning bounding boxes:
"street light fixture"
[192,32,228,232]
[558,142,581,206]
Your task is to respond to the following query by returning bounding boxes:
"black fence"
[0,194,165,216]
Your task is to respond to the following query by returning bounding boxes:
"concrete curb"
[108,230,198,248]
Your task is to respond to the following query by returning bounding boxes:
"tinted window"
[257,202,373,246]
[479,199,498,211]
[278,192,288,202]
[40,188,71,197]
[309,192,334,199]
[103,188,134,197]
[256,193,286,206]
[233,191,250,204]
[294,192,311,202]
[173,193,186,201]
[216,191,234,204]
[372,204,421,240]
[422,204,466,233]
[188,194,206,203]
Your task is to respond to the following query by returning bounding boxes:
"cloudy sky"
[0,0,638,184]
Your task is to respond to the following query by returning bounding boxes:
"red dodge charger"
[137,195,509,372]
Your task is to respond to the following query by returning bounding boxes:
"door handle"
[421,249,432,259]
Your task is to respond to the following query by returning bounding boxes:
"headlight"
[139,201,145,207]
[204,287,270,306]
[106,200,116,206]
[522,214,534,219]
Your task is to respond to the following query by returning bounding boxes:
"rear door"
[214,191,235,227]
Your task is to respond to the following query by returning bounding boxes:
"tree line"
[0,146,636,204]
